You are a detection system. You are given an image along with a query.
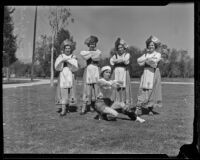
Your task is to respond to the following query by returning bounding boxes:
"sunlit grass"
[3,82,194,155]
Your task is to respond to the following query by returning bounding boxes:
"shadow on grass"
[141,108,160,115]
[116,117,133,121]
[68,105,78,112]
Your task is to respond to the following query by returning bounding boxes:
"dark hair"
[85,35,98,47]
[60,41,76,54]
[114,37,129,53]
[100,69,112,78]
[146,41,159,49]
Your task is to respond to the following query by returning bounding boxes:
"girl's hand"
[63,56,71,62]
[112,80,123,87]
[112,57,118,63]
[116,80,123,85]
[116,58,123,63]
[114,58,123,64]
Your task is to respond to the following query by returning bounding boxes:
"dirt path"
[3,78,194,89]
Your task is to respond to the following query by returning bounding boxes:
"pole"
[31,6,37,81]
[50,35,54,87]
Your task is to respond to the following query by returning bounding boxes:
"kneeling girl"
[95,66,145,123]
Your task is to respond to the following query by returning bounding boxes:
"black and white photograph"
[3,3,199,158]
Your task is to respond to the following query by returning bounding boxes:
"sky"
[11,4,194,63]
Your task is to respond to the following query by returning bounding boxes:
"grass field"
[3,82,194,155]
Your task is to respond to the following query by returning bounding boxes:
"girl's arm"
[137,54,146,66]
[80,51,92,60]
[67,56,79,72]
[146,52,161,68]
[55,55,64,71]
[111,80,123,88]
[98,78,112,87]
[122,53,130,65]
[110,55,118,66]
[91,50,102,61]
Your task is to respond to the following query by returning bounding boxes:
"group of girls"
[54,35,163,123]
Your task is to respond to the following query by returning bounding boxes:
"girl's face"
[88,43,96,50]
[64,45,71,55]
[147,41,155,53]
[117,44,125,55]
[103,70,111,80]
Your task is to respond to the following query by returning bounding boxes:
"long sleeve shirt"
[97,78,121,99]
[55,54,78,88]
[110,53,130,87]
[137,51,161,89]
[80,49,102,84]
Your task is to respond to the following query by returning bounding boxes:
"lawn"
[3,82,194,156]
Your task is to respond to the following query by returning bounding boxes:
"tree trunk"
[6,67,10,82]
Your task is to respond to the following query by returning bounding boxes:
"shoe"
[94,114,100,120]
[149,111,154,115]
[136,117,145,123]
[60,105,67,116]
[60,112,66,116]
[80,111,87,115]
[90,106,95,112]
[56,108,62,113]
[94,114,104,120]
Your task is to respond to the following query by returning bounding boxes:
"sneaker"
[149,111,154,115]
[136,117,145,123]
[94,114,101,120]
[60,111,67,116]
[56,108,62,113]
[80,110,87,115]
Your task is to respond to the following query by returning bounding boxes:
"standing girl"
[135,35,162,116]
[54,39,78,116]
[110,38,132,108]
[80,35,102,114]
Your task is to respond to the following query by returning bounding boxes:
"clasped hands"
[111,80,123,88]
[113,57,124,63]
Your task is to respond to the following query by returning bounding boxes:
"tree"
[128,46,144,78]
[3,6,18,80]
[99,57,110,68]
[48,6,74,86]
[54,28,74,59]
[35,34,52,77]
[9,60,31,77]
